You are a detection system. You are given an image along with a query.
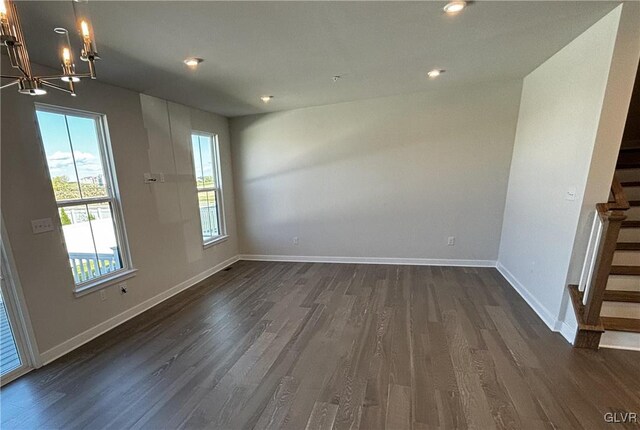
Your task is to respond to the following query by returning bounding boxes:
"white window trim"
[73,268,138,297]
[34,103,135,296]
[203,235,229,249]
[191,131,226,247]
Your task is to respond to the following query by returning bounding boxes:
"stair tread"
[629,200,640,207]
[602,317,640,333]
[621,181,640,187]
[609,265,640,276]
[603,290,640,303]
[621,221,640,228]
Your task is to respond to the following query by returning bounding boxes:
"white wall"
[1,65,239,358]
[497,5,638,336]
[230,81,522,263]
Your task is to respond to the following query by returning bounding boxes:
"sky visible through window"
[36,111,106,189]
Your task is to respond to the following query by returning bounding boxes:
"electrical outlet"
[99,289,107,301]
[447,236,455,246]
[293,237,299,245]
[31,218,54,234]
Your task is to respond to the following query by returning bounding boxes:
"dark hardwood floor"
[1,261,639,429]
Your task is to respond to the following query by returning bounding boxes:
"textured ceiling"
[15,1,619,117]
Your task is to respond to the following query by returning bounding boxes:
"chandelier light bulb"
[0,0,9,35]
[80,20,90,40]
[62,47,71,64]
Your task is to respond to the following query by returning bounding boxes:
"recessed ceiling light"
[427,69,445,78]
[184,57,204,68]
[444,1,466,14]
[260,95,274,103]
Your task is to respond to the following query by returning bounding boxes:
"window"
[191,132,225,244]
[35,105,132,292]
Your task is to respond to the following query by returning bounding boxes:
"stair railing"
[578,210,604,304]
[571,175,629,348]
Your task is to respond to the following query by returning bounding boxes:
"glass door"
[0,284,22,376]
[0,240,33,385]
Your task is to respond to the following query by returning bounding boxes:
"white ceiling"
[16,1,619,117]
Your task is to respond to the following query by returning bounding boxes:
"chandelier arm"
[0,80,19,90]
[38,73,93,81]
[13,63,29,78]
[9,1,33,77]
[41,80,75,95]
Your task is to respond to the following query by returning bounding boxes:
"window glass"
[37,111,82,201]
[191,133,223,243]
[37,107,129,288]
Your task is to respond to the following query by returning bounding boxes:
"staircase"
[569,144,640,349]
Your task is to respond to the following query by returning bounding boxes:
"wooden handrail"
[601,175,629,212]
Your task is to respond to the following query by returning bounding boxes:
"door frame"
[1,216,41,386]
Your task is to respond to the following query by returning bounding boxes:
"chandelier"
[0,0,99,96]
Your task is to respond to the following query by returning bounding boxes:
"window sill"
[73,269,138,298]
[203,235,229,249]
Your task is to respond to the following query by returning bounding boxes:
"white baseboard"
[39,255,240,365]
[496,262,576,344]
[239,254,497,267]
[557,320,578,344]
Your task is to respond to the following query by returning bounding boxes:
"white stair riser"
[601,301,640,319]
[606,275,640,292]
[618,228,640,242]
[612,251,640,266]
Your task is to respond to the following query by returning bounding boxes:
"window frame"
[190,131,226,247]
[34,103,135,296]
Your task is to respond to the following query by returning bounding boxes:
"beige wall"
[498,5,639,337]
[1,66,239,356]
[230,80,522,262]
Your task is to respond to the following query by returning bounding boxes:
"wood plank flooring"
[1,261,639,429]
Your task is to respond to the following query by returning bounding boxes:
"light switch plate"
[31,218,54,234]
